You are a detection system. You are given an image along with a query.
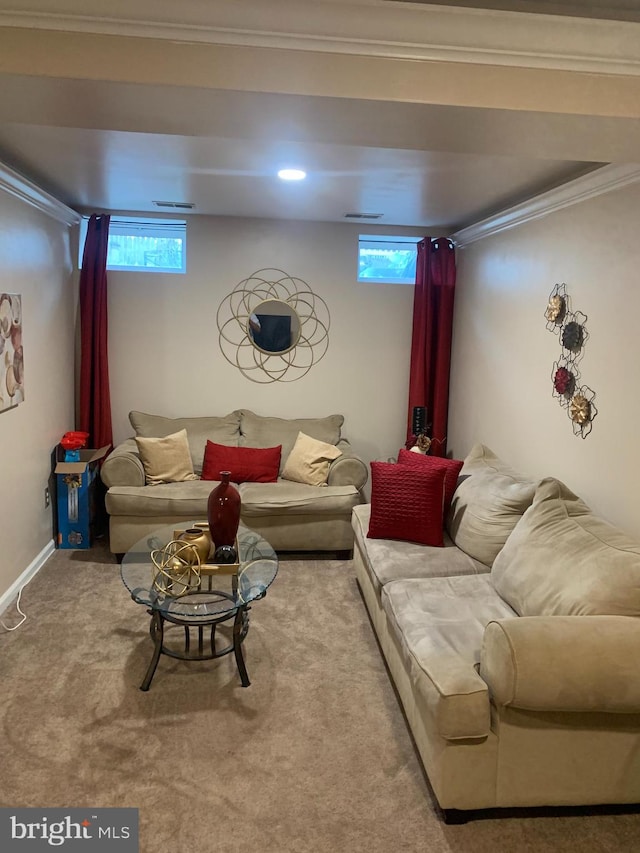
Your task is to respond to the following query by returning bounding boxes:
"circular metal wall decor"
[551,356,576,407]
[217,269,330,383]
[545,284,597,438]
[569,385,598,438]
[544,283,567,331]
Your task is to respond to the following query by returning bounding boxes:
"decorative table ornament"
[177,527,212,564]
[214,544,238,564]
[207,471,241,548]
[150,540,202,597]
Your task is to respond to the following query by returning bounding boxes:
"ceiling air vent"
[152,201,195,210]
[344,212,383,220]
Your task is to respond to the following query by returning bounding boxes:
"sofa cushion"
[134,429,199,486]
[105,479,360,520]
[105,481,215,517]
[239,481,360,517]
[381,574,517,739]
[491,477,640,617]
[397,448,463,513]
[282,432,342,486]
[129,410,241,476]
[352,504,489,591]
[368,461,446,547]
[201,441,281,483]
[446,443,537,567]
[239,410,343,473]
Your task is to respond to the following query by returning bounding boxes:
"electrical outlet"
[44,487,50,508]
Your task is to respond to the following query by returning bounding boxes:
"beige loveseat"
[101,409,367,556]
[353,444,640,821]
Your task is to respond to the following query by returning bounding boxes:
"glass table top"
[120,522,278,620]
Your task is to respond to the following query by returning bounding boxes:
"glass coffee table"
[120,522,278,691]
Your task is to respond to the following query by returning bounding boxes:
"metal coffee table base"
[140,590,251,691]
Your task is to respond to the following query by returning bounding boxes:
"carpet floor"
[1,543,640,852]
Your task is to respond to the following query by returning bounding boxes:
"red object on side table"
[207,471,241,548]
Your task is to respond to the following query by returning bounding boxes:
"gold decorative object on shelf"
[173,525,240,576]
[150,540,202,597]
[177,527,212,564]
[217,268,330,383]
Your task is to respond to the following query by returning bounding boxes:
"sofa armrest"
[100,439,145,488]
[327,439,368,490]
[480,616,640,713]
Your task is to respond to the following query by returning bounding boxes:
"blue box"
[55,445,109,548]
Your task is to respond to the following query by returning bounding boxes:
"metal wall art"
[217,269,330,383]
[545,283,597,438]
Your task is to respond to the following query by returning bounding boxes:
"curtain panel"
[79,213,113,450]
[406,238,456,457]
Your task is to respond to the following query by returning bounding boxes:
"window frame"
[357,234,421,285]
[78,216,187,274]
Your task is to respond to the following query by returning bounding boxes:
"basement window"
[357,235,420,285]
[79,216,187,274]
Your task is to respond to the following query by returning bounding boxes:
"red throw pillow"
[397,449,463,514]
[201,442,281,483]
[367,461,446,547]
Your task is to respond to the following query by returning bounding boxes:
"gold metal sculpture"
[545,294,565,323]
[217,268,330,383]
[569,394,591,425]
[150,540,202,597]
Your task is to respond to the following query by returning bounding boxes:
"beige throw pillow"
[282,431,342,486]
[491,477,640,617]
[135,429,199,485]
[445,443,538,567]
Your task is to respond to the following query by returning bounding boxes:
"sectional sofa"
[353,444,640,821]
[101,409,368,555]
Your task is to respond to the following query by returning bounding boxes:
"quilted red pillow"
[367,461,447,547]
[397,449,463,513]
[201,441,281,483]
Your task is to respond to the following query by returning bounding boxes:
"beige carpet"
[1,543,640,853]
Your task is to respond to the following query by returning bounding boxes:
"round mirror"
[247,299,300,355]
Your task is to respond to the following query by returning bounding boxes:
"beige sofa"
[353,444,640,821]
[101,409,367,556]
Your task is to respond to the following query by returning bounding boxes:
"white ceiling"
[0,0,638,233]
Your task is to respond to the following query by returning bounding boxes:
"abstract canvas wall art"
[0,293,24,412]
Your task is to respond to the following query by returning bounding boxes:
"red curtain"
[406,238,456,457]
[79,214,113,450]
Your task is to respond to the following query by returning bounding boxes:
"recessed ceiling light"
[277,168,307,181]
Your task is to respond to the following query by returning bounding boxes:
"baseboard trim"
[0,539,55,616]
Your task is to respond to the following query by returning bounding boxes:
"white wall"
[108,216,424,480]
[0,191,76,598]
[448,181,640,538]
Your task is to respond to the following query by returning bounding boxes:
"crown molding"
[450,163,640,247]
[0,0,639,76]
[0,161,80,226]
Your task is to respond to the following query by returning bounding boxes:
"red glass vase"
[207,471,241,548]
